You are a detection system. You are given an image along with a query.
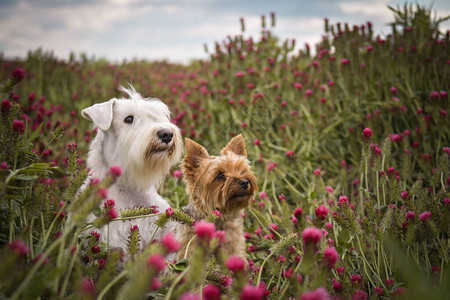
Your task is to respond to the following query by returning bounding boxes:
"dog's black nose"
[239,179,249,190]
[157,129,173,144]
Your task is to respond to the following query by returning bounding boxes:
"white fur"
[79,86,182,251]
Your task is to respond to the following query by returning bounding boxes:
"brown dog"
[175,134,258,260]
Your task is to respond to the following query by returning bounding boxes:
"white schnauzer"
[80,85,182,251]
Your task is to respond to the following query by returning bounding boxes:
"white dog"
[80,86,182,251]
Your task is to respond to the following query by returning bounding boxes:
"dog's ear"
[81,99,115,131]
[183,138,209,176]
[221,134,247,157]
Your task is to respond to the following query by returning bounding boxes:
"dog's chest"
[109,185,170,211]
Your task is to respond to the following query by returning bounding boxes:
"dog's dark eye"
[124,116,134,124]
[216,172,226,181]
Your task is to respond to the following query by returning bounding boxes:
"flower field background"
[0,4,449,299]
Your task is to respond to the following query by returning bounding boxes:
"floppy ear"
[221,134,247,157]
[182,138,209,178]
[81,99,115,131]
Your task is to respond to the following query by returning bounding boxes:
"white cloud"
[337,0,393,22]
[0,0,449,63]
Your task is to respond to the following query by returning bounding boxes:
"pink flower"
[282,268,294,278]
[194,220,216,241]
[313,169,321,176]
[401,191,410,199]
[226,256,246,272]
[240,285,265,300]
[315,205,329,219]
[323,247,339,268]
[180,292,200,300]
[12,68,26,81]
[352,289,367,300]
[278,255,286,263]
[291,216,298,224]
[373,287,383,296]
[172,170,182,178]
[161,232,180,252]
[235,72,245,77]
[90,245,100,253]
[406,211,415,221]
[9,240,29,256]
[151,277,161,290]
[267,162,277,171]
[293,83,303,89]
[325,186,334,193]
[393,288,405,296]
[213,230,226,243]
[269,223,278,232]
[97,188,108,199]
[12,120,25,134]
[248,245,256,252]
[147,253,165,272]
[430,91,440,100]
[351,273,362,284]
[294,207,303,218]
[300,287,331,300]
[80,278,95,294]
[254,139,260,146]
[91,231,100,240]
[259,191,267,199]
[419,211,431,221]
[107,208,119,219]
[1,99,11,112]
[390,87,397,94]
[213,210,222,218]
[1,161,9,170]
[104,199,115,209]
[363,128,372,138]
[130,225,138,232]
[166,207,174,216]
[332,278,342,291]
[286,150,294,157]
[341,58,350,65]
[254,226,262,235]
[338,195,349,206]
[302,227,322,246]
[203,284,221,300]
[109,165,122,177]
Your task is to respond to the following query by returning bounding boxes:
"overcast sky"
[0,0,449,64]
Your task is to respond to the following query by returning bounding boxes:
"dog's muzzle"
[157,129,173,144]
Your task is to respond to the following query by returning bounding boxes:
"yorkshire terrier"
[175,134,257,260]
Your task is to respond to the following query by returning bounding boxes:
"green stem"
[149,225,160,244]
[11,226,72,300]
[356,234,386,290]
[271,181,283,213]
[256,252,274,286]
[41,204,66,251]
[441,172,447,193]
[249,209,280,239]
[376,171,380,208]
[184,234,197,259]
[59,243,80,298]
[98,270,128,300]
[113,213,161,222]
[164,268,189,300]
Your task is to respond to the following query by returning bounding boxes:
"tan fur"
[175,134,257,260]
